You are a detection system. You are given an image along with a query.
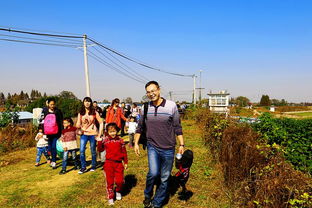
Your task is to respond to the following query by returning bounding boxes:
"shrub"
[193,108,312,208]
[0,124,36,154]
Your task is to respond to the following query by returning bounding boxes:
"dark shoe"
[73,165,79,170]
[59,170,66,175]
[143,197,152,208]
[78,168,87,174]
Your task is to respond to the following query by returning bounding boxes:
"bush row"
[0,124,37,154]
[191,109,312,208]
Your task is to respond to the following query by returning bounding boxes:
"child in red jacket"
[98,122,128,206]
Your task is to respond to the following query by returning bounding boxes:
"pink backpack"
[44,114,58,135]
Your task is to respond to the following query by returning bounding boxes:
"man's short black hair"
[145,81,160,89]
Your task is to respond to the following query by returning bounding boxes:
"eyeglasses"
[146,89,158,95]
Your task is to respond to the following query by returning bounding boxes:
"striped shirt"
[136,98,183,149]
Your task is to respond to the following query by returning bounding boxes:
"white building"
[207,90,230,114]
[17,112,33,124]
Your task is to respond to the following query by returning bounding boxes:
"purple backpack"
[44,114,58,135]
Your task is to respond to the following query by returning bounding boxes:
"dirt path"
[0,120,230,207]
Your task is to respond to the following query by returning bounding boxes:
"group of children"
[35,117,193,206]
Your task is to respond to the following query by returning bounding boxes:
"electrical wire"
[0,27,82,39]
[0,25,82,36]
[0,38,80,48]
[0,27,194,78]
[91,46,149,83]
[91,44,150,81]
[84,49,146,84]
[87,37,194,77]
[0,33,82,45]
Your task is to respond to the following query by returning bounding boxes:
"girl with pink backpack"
[43,97,63,169]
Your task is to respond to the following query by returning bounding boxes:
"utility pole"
[197,70,205,103]
[83,34,91,97]
[169,91,173,100]
[192,74,197,104]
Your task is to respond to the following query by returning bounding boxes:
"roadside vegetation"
[188,107,312,208]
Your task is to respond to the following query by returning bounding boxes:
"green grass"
[291,112,312,117]
[0,120,231,208]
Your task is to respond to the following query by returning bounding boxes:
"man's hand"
[134,143,140,156]
[178,146,184,154]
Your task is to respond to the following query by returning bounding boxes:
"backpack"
[138,102,148,150]
[44,113,59,135]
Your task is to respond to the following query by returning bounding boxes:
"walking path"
[0,119,230,207]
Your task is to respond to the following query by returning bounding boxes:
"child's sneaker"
[59,169,66,175]
[90,167,96,172]
[78,168,87,174]
[51,162,56,169]
[108,199,114,206]
[116,192,122,200]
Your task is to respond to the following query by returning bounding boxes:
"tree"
[102,99,109,103]
[30,90,35,100]
[25,93,29,100]
[20,90,25,100]
[235,96,250,107]
[0,92,5,105]
[58,91,77,100]
[123,97,133,104]
[260,95,271,106]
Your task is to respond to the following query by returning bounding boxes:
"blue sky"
[0,0,311,102]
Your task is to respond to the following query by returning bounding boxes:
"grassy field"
[0,120,231,208]
[290,111,312,117]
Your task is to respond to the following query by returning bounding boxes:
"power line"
[0,33,82,45]
[0,26,194,78]
[0,38,80,48]
[0,27,82,39]
[91,46,149,83]
[0,25,82,36]
[87,37,194,77]
[92,44,150,81]
[84,49,146,84]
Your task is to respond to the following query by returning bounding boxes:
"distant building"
[17,112,33,124]
[33,108,43,126]
[207,90,230,115]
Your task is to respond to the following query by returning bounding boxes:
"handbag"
[138,102,148,150]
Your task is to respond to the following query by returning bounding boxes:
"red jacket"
[105,107,127,129]
[98,135,128,164]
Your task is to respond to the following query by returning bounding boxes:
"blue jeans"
[144,143,175,207]
[36,146,49,163]
[48,136,58,162]
[62,150,78,171]
[80,135,97,169]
